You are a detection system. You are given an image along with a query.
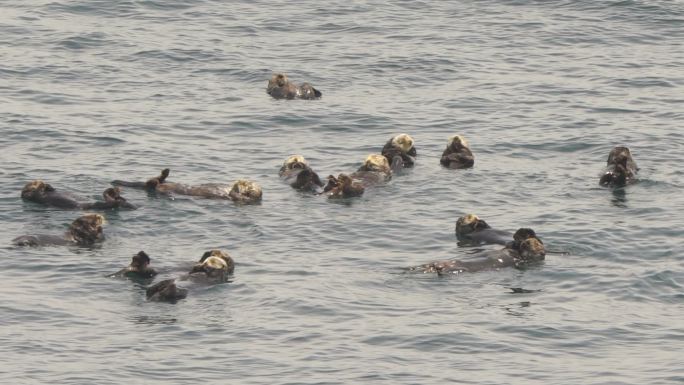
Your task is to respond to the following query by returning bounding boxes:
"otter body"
[324,174,365,199]
[600,146,638,187]
[455,214,511,246]
[146,279,187,302]
[113,169,262,203]
[381,134,416,170]
[267,73,321,100]
[187,249,235,283]
[410,236,545,275]
[21,181,135,210]
[440,135,474,169]
[279,155,324,193]
[350,154,393,186]
[13,214,106,247]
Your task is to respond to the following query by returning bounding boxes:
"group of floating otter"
[11,74,640,302]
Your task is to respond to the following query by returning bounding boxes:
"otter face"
[455,214,488,235]
[199,249,235,274]
[391,134,415,153]
[21,180,54,200]
[268,73,288,91]
[229,180,263,204]
[447,135,470,149]
[283,154,308,170]
[131,251,151,269]
[362,154,390,173]
[519,238,546,261]
[68,214,106,245]
[607,146,632,165]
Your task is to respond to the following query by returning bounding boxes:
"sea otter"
[455,214,512,246]
[352,154,393,186]
[440,135,474,169]
[381,133,417,170]
[21,181,135,210]
[187,249,235,283]
[409,233,545,275]
[12,213,105,247]
[324,174,365,199]
[146,279,187,302]
[599,146,638,187]
[111,251,158,280]
[267,73,322,100]
[113,169,262,203]
[279,155,324,193]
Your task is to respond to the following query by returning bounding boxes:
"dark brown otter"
[324,174,365,198]
[267,73,322,100]
[409,233,545,275]
[440,135,474,169]
[112,251,157,280]
[113,169,262,202]
[12,213,106,247]
[146,279,187,302]
[381,133,417,170]
[455,214,512,246]
[600,146,638,187]
[21,181,135,210]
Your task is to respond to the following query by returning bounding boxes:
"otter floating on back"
[267,73,321,100]
[12,213,106,247]
[455,214,512,246]
[21,181,136,210]
[112,169,262,203]
[187,249,235,283]
[440,135,474,169]
[409,230,545,275]
[599,146,638,187]
[323,154,393,199]
[279,155,324,193]
[381,134,416,171]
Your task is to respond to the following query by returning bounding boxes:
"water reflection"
[611,187,628,208]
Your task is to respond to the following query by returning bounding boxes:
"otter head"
[607,146,632,165]
[518,237,546,262]
[447,135,470,150]
[360,154,391,173]
[513,228,539,243]
[282,154,309,171]
[391,134,415,153]
[199,249,235,274]
[229,179,263,204]
[268,73,288,90]
[323,175,339,192]
[455,214,490,236]
[21,180,55,200]
[130,251,151,269]
[68,214,105,245]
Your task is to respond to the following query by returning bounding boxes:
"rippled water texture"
[1,1,683,384]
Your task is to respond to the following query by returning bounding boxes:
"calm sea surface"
[1,1,683,384]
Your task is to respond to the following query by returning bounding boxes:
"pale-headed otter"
[188,249,235,283]
[112,251,158,280]
[267,73,322,100]
[409,234,545,275]
[600,146,638,187]
[21,181,135,210]
[324,174,365,199]
[12,213,105,247]
[146,279,187,303]
[381,133,417,170]
[279,155,324,193]
[229,179,263,204]
[440,135,474,169]
[113,169,261,202]
[455,214,512,246]
[351,154,393,186]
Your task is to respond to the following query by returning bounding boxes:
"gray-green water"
[1,1,683,384]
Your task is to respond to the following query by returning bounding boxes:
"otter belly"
[460,228,512,246]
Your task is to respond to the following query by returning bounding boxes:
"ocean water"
[1,0,683,384]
